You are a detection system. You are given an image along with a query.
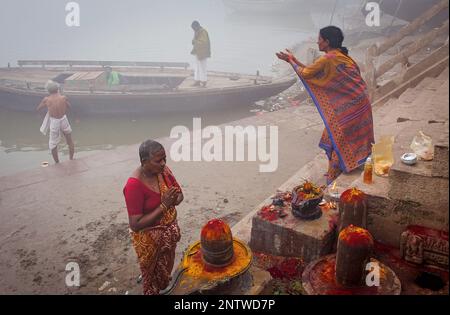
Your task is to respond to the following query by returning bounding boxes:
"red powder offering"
[339,225,374,247]
[259,205,279,222]
[201,219,233,241]
[340,187,366,204]
[267,258,302,279]
[407,225,449,241]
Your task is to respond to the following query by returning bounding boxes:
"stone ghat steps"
[231,66,449,267]
[329,87,412,192]
[343,68,449,247]
[232,74,449,258]
[334,71,448,198]
[437,66,450,80]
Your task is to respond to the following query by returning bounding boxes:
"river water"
[0,0,349,176]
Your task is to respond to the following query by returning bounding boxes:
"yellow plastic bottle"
[363,156,373,184]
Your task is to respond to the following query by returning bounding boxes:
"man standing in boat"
[191,21,211,88]
[37,80,75,164]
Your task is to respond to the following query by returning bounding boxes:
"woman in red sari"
[123,140,183,295]
[277,26,374,184]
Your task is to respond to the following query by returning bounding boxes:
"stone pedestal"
[169,266,271,295]
[165,239,257,295]
[302,255,401,295]
[249,204,339,263]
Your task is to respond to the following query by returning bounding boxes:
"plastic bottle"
[363,156,373,184]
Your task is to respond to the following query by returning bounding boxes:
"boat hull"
[0,78,297,115]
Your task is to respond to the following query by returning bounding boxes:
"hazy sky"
[1,0,430,71]
[0,0,362,73]
[0,1,220,62]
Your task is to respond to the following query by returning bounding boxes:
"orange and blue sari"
[294,49,374,184]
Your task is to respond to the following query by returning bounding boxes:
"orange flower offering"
[339,225,374,247]
[294,181,324,201]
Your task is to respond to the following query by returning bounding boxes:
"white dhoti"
[40,112,50,136]
[194,57,208,82]
[49,115,72,150]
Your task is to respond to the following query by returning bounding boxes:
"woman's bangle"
[160,202,168,213]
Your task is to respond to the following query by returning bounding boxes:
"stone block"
[249,206,339,263]
[400,225,449,268]
[388,123,449,211]
[197,266,272,295]
[388,168,449,212]
[433,144,449,178]
[351,175,449,247]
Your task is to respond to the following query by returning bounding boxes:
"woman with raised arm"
[277,26,374,184]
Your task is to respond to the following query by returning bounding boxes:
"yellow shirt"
[191,28,211,60]
[298,49,359,88]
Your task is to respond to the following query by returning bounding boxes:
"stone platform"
[249,203,339,263]
[336,69,449,247]
[169,265,272,295]
[167,238,271,295]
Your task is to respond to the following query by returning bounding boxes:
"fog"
[2,0,436,177]
[1,0,442,74]
[0,0,366,75]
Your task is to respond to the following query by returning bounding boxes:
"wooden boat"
[0,60,296,115]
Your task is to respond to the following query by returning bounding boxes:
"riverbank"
[0,101,326,294]
[1,9,445,295]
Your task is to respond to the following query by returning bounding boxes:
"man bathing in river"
[37,80,75,163]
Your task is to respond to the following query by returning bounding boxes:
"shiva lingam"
[302,225,401,295]
[291,181,324,220]
[201,219,235,267]
[335,225,374,286]
[162,219,253,295]
[338,188,368,233]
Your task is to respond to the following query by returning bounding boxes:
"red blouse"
[123,167,181,217]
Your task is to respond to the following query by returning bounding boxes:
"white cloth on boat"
[194,56,208,82]
[40,112,50,136]
[49,115,72,150]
